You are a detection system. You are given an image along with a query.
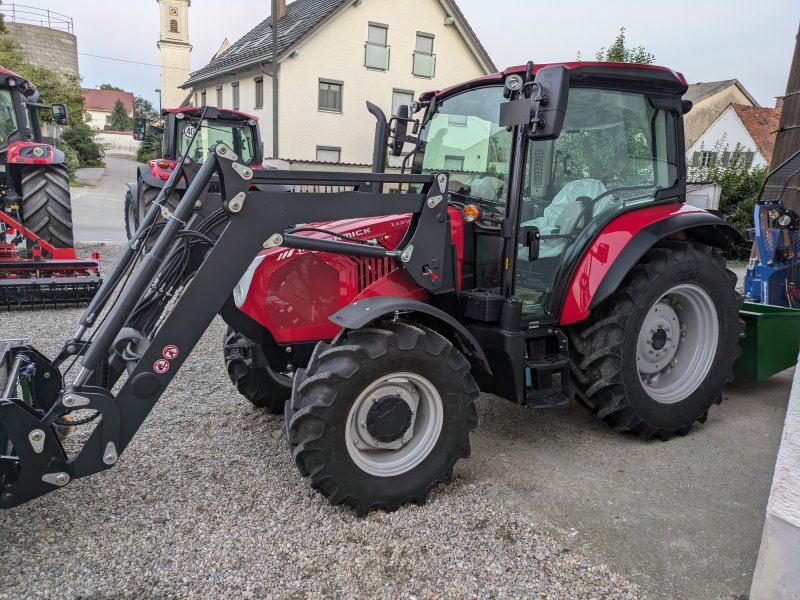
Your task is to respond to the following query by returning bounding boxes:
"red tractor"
[0,62,743,515]
[124,106,264,239]
[0,67,100,308]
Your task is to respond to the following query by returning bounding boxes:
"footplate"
[525,329,571,408]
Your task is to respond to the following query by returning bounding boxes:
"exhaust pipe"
[366,102,388,193]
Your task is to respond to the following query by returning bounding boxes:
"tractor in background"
[0,66,100,308]
[124,107,264,239]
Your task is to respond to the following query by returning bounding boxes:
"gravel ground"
[0,242,639,599]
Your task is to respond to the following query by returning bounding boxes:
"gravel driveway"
[0,242,638,599]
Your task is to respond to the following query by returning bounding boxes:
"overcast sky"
[13,0,799,108]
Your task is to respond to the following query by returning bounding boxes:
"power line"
[78,52,189,71]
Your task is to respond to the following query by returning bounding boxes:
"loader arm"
[0,144,454,508]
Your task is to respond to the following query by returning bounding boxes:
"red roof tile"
[81,88,134,114]
[731,103,782,164]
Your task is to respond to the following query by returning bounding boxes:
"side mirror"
[525,226,541,261]
[390,104,411,157]
[147,125,164,136]
[529,66,569,140]
[51,103,68,126]
[133,117,148,141]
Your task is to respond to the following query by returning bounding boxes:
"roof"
[81,88,134,114]
[731,103,782,164]
[184,0,494,87]
[684,79,760,108]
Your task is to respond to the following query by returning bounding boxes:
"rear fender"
[5,141,61,165]
[329,296,491,373]
[560,204,744,325]
[138,163,186,190]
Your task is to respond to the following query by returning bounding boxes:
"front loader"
[0,62,743,514]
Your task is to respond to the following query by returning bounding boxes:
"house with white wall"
[683,79,759,150]
[82,88,135,131]
[687,103,782,172]
[181,0,495,168]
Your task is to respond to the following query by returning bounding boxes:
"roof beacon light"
[505,74,524,92]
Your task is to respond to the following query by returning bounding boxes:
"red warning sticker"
[153,359,170,374]
[163,345,179,360]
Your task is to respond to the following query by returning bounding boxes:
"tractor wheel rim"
[126,201,137,238]
[345,372,443,477]
[637,283,719,404]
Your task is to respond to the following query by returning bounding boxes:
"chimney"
[275,0,286,21]
[776,96,784,109]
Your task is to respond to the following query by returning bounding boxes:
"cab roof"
[163,106,258,122]
[419,62,688,102]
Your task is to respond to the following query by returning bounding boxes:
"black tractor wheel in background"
[136,180,181,247]
[20,165,73,248]
[223,327,292,414]
[286,321,479,515]
[124,188,138,240]
[567,241,743,440]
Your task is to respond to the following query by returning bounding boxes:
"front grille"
[347,255,397,294]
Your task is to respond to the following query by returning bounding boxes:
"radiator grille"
[346,255,397,294]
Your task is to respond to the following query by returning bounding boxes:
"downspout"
[271,0,280,158]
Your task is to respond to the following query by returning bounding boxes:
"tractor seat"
[553,201,585,235]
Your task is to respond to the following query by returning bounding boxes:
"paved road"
[70,155,135,241]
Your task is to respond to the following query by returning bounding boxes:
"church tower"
[157,0,192,109]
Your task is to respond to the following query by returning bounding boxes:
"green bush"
[56,140,80,179]
[60,123,105,167]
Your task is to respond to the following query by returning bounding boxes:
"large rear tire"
[137,180,180,248]
[286,321,479,515]
[223,328,292,414]
[567,241,742,440]
[20,165,73,248]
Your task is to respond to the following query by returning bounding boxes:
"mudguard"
[138,163,187,190]
[5,141,62,165]
[330,295,491,373]
[560,204,744,326]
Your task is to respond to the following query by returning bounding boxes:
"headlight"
[233,255,265,307]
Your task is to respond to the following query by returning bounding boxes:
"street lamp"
[155,89,161,113]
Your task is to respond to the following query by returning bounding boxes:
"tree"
[134,95,159,121]
[98,83,124,91]
[689,140,769,259]
[110,99,132,131]
[595,27,655,64]
[60,123,105,167]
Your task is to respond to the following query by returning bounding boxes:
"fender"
[5,141,61,165]
[330,296,492,373]
[125,181,137,201]
[138,163,187,190]
[560,203,745,326]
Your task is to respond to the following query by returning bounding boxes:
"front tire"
[286,321,479,515]
[20,165,73,248]
[568,241,742,440]
[223,328,292,413]
[124,188,138,240]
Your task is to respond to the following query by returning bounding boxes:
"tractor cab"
[411,62,687,323]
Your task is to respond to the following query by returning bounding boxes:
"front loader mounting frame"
[0,144,459,508]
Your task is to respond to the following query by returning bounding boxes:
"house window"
[391,89,414,117]
[194,93,198,106]
[444,155,464,171]
[316,146,341,163]
[365,22,390,70]
[232,82,240,110]
[255,77,264,108]
[200,90,206,106]
[319,79,343,112]
[413,32,436,78]
[216,86,223,107]
[169,19,179,33]
[692,151,716,168]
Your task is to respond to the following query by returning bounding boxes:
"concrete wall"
[95,131,140,157]
[4,22,79,77]
[751,362,800,599]
[187,0,488,164]
[684,85,755,149]
[686,106,768,171]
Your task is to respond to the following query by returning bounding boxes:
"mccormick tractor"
[0,62,744,515]
[0,67,101,308]
[124,106,264,239]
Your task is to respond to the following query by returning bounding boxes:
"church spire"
[157,0,192,109]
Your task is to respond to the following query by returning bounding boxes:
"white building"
[81,88,135,131]
[687,103,782,172]
[158,0,192,110]
[181,0,495,167]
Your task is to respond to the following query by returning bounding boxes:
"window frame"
[318,78,343,113]
[412,31,436,78]
[200,90,206,106]
[254,77,264,109]
[316,145,342,163]
[216,86,223,108]
[232,81,240,110]
[365,22,390,71]
[391,88,414,117]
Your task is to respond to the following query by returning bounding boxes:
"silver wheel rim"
[637,283,719,404]
[126,200,137,238]
[345,372,443,477]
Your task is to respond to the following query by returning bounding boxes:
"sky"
[9,0,799,109]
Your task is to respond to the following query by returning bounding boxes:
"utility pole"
[271,0,280,158]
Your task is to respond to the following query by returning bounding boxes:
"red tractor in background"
[0,67,101,308]
[124,106,264,239]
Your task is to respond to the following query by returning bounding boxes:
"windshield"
[0,90,19,150]
[179,119,256,164]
